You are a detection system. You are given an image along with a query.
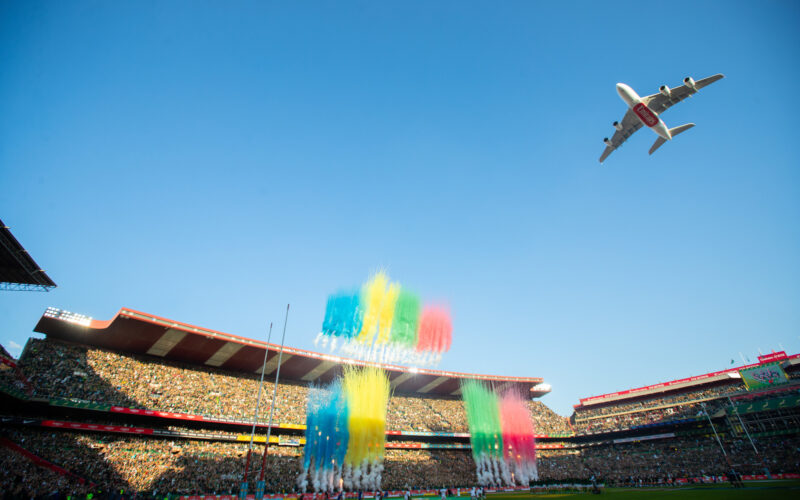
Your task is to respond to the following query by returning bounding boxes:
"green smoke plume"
[461,380,503,460]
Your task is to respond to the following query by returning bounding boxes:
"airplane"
[598,74,724,163]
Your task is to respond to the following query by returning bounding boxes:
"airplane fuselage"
[616,83,672,140]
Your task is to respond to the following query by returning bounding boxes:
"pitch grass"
[470,481,800,499]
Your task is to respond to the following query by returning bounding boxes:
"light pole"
[728,396,771,478]
[701,402,737,485]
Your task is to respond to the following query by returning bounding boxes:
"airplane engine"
[613,121,623,131]
[603,138,613,146]
[684,76,697,91]
[659,85,671,97]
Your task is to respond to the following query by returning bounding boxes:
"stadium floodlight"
[532,383,551,394]
[44,307,92,327]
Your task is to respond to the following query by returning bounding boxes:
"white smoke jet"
[352,462,363,489]
[297,469,309,492]
[343,463,353,490]
[491,456,501,485]
[499,458,512,486]
[312,467,321,492]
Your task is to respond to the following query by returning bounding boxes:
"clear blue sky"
[1,1,798,416]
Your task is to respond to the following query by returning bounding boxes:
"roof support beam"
[390,372,415,389]
[255,353,293,374]
[146,328,188,357]
[205,342,244,367]
[493,381,515,394]
[301,361,336,381]
[418,376,449,394]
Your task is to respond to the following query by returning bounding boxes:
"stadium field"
[477,482,800,499]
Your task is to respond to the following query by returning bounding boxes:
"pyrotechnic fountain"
[299,271,451,492]
[317,272,452,366]
[297,380,349,492]
[499,390,538,485]
[462,381,538,486]
[297,367,390,492]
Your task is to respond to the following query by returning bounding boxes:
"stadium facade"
[35,307,551,399]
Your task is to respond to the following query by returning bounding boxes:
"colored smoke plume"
[462,381,538,486]
[298,367,390,492]
[317,271,452,366]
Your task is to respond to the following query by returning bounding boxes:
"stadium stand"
[2,307,799,497]
[16,337,568,435]
[538,434,800,485]
[571,383,746,434]
[570,351,800,434]
[1,439,93,498]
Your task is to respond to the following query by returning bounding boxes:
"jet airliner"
[599,74,724,163]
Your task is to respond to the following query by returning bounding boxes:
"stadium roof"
[34,307,549,398]
[575,350,800,408]
[0,219,56,292]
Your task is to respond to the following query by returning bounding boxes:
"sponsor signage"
[180,488,538,499]
[613,432,675,444]
[235,434,281,444]
[758,351,788,363]
[633,103,659,127]
[278,435,301,446]
[394,430,470,438]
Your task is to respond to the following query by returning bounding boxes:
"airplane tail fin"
[649,123,695,155]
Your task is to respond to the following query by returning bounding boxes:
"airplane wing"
[642,74,724,114]
[598,108,643,163]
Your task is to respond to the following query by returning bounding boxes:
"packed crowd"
[382,449,477,489]
[575,384,745,419]
[528,401,572,435]
[1,444,91,498]
[0,428,478,495]
[581,434,800,484]
[1,429,301,496]
[0,346,30,397]
[18,339,568,436]
[533,434,800,485]
[5,425,798,496]
[535,449,588,481]
[0,362,19,392]
[572,402,708,434]
[386,395,448,432]
[571,384,746,433]
[20,339,309,423]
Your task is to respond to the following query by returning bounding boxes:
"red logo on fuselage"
[633,103,659,127]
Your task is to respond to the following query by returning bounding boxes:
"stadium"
[2,303,799,498]
[3,3,800,499]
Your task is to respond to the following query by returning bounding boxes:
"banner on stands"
[42,420,153,435]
